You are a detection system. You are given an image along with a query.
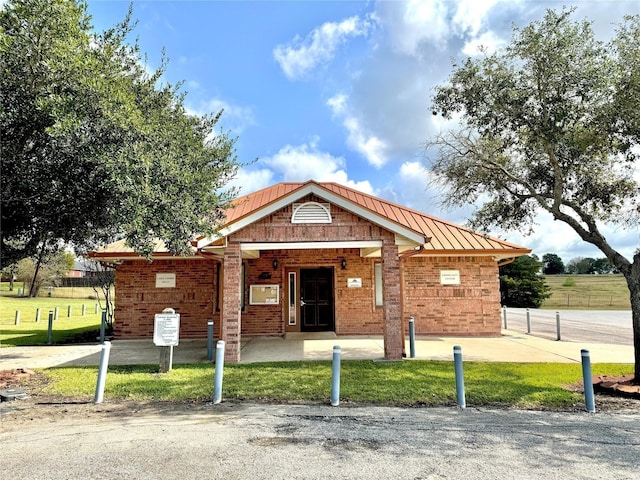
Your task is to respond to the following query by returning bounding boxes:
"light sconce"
[341,258,347,270]
[273,259,279,270]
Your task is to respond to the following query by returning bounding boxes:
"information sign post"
[154,308,180,373]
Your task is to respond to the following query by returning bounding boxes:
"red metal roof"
[91,180,530,260]
[223,181,530,256]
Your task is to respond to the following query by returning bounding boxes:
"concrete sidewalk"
[0,329,633,370]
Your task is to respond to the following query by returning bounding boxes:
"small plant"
[562,277,576,287]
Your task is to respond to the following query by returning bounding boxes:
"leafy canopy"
[542,253,564,275]
[428,7,640,379]
[499,255,550,308]
[0,0,239,266]
[428,8,639,275]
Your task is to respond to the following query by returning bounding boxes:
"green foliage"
[499,255,550,308]
[14,250,74,297]
[427,7,640,376]
[542,253,565,274]
[566,257,596,275]
[561,277,576,287]
[428,8,639,277]
[0,0,239,266]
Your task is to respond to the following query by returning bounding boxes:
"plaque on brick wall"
[347,278,362,288]
[440,270,460,285]
[249,285,279,305]
[156,273,176,288]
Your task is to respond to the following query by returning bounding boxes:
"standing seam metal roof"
[222,181,529,255]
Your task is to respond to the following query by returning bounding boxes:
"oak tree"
[428,9,640,379]
[0,0,239,269]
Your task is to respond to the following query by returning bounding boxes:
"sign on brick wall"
[440,270,460,285]
[156,273,176,288]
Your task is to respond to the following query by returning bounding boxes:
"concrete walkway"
[0,329,633,370]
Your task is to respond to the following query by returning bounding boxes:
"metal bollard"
[556,312,561,341]
[14,311,20,326]
[581,349,596,413]
[213,340,225,404]
[502,307,508,329]
[453,345,466,409]
[54,307,59,321]
[100,310,106,344]
[207,321,214,361]
[67,305,72,317]
[94,341,112,404]
[95,303,99,314]
[47,311,54,345]
[82,304,86,316]
[36,308,41,323]
[331,345,341,406]
[408,316,416,359]
[526,308,531,334]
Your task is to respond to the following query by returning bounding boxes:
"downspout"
[497,257,516,267]
[399,244,425,259]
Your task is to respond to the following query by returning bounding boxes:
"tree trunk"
[29,238,47,298]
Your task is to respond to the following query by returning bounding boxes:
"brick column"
[222,242,242,363]
[382,239,402,359]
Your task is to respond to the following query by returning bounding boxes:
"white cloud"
[462,30,506,56]
[194,98,256,134]
[378,0,512,57]
[262,140,375,194]
[274,15,376,80]
[226,168,274,197]
[327,94,388,168]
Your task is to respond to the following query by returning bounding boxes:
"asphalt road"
[505,309,633,345]
[1,402,639,479]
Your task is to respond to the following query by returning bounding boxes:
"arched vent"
[291,202,332,224]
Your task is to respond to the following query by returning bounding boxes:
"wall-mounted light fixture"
[341,258,347,270]
[273,259,279,270]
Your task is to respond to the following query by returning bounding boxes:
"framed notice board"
[249,285,279,305]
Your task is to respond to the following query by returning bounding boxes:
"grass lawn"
[39,361,633,409]
[0,294,103,346]
[541,274,630,310]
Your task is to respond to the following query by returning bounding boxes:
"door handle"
[300,299,306,307]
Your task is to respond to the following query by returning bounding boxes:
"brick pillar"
[382,239,402,359]
[222,242,242,363]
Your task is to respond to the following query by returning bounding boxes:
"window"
[288,272,296,325]
[374,263,383,306]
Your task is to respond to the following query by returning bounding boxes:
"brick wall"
[401,256,501,336]
[232,197,392,336]
[114,259,218,339]
[112,197,502,341]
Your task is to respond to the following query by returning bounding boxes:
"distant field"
[541,274,630,310]
[0,282,109,299]
[0,294,103,346]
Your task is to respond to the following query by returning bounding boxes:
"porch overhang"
[200,239,426,259]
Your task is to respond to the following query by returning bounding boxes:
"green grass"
[39,361,633,409]
[542,274,630,310]
[0,294,103,346]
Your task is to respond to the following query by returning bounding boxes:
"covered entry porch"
[215,239,408,363]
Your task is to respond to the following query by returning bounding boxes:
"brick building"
[91,181,530,363]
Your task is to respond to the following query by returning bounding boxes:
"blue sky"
[86,0,640,264]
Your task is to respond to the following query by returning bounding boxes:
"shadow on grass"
[0,326,101,346]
